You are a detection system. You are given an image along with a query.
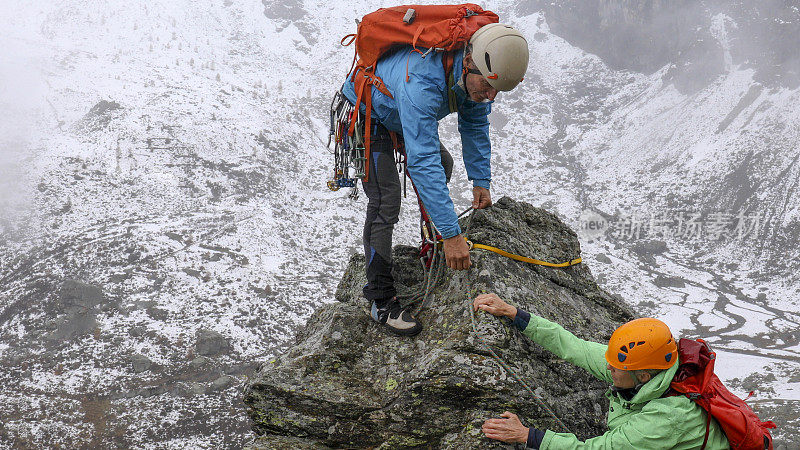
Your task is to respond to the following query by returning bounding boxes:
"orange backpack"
[341,4,498,181]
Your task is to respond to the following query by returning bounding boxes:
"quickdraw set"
[326,90,440,269]
[327,89,367,199]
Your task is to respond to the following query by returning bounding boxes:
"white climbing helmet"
[468,23,529,91]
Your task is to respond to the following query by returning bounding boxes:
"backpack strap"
[443,50,458,113]
[341,34,357,77]
[701,407,711,450]
[663,388,711,449]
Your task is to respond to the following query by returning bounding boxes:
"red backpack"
[341,4,498,181]
[667,339,776,449]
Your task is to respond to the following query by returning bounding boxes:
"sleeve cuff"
[527,427,546,449]
[513,308,531,330]
[472,179,491,189]
[438,224,463,240]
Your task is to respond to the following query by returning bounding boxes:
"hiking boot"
[370,298,422,337]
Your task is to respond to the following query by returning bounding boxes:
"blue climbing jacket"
[341,47,492,239]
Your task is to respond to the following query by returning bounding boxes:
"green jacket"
[520,314,730,449]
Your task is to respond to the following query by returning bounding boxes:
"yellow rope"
[467,240,582,268]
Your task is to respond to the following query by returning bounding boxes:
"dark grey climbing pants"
[362,124,452,302]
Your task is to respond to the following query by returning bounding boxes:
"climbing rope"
[461,208,572,433]
[402,206,575,433]
[467,242,582,267]
[404,206,581,310]
[399,208,464,314]
[399,234,447,316]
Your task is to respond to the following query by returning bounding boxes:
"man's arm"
[517,312,612,384]
[396,75,461,239]
[541,401,682,449]
[458,101,492,190]
[473,294,612,383]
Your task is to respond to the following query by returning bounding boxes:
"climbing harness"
[409,169,442,270]
[327,89,367,200]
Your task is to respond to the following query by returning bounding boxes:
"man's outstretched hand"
[472,186,492,209]
[482,411,529,444]
[473,293,517,318]
[443,235,471,270]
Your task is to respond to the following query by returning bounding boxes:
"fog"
[0,34,43,236]
[521,0,800,92]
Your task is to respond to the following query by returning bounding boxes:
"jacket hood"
[628,354,681,404]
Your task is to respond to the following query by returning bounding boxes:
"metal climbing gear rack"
[327,89,367,199]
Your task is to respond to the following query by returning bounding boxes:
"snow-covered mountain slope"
[1,0,797,447]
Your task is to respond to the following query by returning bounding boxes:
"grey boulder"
[244,197,634,448]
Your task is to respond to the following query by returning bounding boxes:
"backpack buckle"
[403,9,416,24]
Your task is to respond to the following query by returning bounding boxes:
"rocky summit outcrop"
[243,197,634,449]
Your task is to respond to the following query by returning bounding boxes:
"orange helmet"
[605,318,678,370]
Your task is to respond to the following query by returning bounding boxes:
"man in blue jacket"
[341,23,529,336]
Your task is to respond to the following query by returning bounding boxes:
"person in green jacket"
[473,293,729,449]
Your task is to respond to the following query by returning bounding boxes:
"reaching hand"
[473,293,517,319]
[472,186,492,209]
[442,235,471,270]
[482,411,529,444]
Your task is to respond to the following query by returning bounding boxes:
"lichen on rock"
[244,197,634,448]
